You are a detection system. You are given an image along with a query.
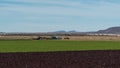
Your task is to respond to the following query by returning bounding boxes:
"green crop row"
[0,40,120,52]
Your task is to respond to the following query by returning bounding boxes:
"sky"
[0,0,120,32]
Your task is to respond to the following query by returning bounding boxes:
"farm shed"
[51,36,62,40]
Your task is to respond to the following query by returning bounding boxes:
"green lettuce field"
[0,40,120,52]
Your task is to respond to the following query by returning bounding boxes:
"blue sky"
[0,0,120,32]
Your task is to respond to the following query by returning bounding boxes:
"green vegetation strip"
[0,40,120,52]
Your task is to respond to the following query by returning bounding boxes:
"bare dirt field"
[1,36,120,41]
[0,36,36,40]
[0,50,120,68]
[65,36,120,41]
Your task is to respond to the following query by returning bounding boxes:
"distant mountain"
[96,26,120,34]
[52,27,120,34]
[1,27,119,35]
[53,30,66,33]
[53,30,77,33]
[68,30,77,33]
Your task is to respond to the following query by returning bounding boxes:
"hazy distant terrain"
[96,27,120,34]
[0,26,120,36]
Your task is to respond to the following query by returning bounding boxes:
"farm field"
[0,40,120,52]
[1,50,120,68]
[0,40,120,68]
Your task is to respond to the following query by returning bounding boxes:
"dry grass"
[0,35,120,41]
[62,36,120,41]
[0,36,35,40]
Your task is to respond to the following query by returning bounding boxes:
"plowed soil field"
[0,50,120,68]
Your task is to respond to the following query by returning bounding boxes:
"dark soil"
[0,50,120,68]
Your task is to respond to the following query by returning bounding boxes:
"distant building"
[51,36,62,40]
